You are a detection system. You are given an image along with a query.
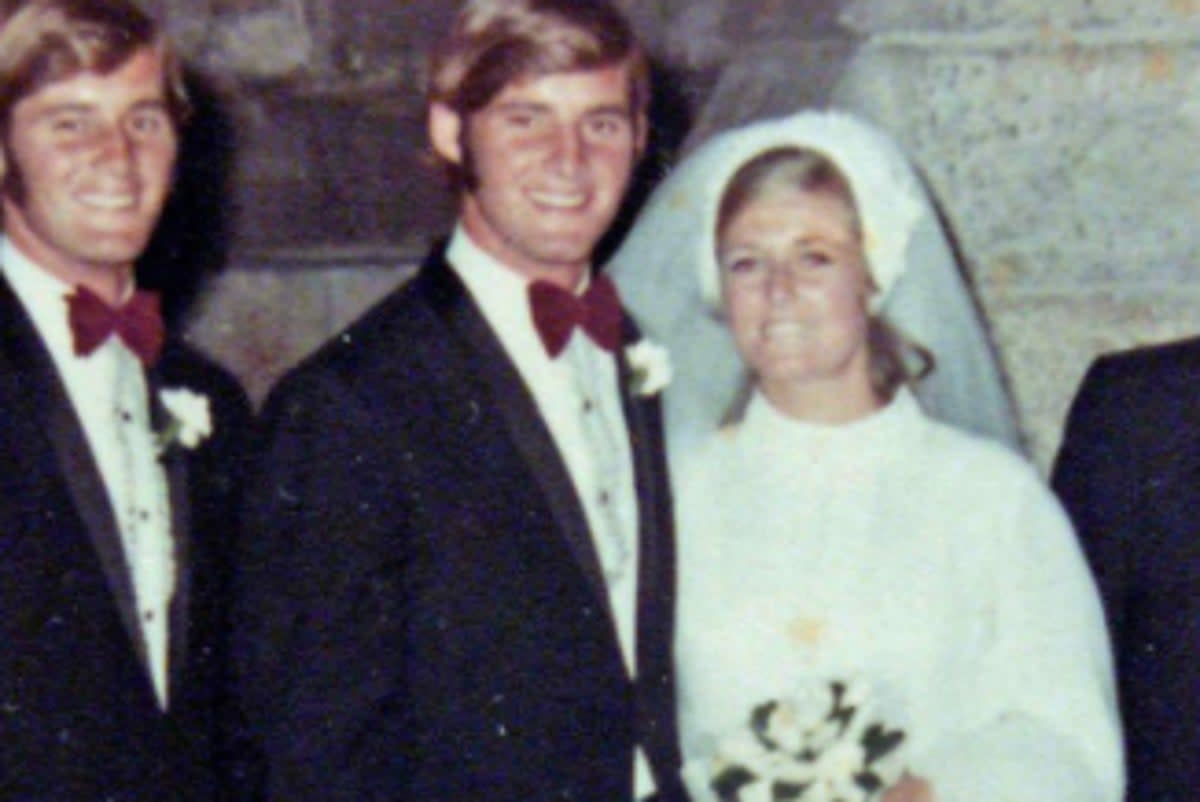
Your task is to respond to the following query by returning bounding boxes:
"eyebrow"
[491,100,632,118]
[32,97,170,118]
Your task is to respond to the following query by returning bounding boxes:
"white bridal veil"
[607,110,1021,459]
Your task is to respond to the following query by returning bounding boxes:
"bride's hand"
[881,772,934,802]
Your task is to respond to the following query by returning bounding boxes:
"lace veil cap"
[606,109,1022,459]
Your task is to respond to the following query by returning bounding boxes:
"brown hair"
[717,146,933,406]
[0,0,191,136]
[426,0,649,186]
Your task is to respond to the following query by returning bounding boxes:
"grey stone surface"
[843,0,1200,32]
[834,40,1200,290]
[184,264,412,404]
[988,287,1200,469]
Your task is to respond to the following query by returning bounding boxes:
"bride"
[617,112,1122,802]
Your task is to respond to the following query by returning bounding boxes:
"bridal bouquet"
[706,680,906,802]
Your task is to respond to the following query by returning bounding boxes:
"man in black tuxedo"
[1053,340,1200,802]
[235,1,685,800]
[0,1,252,799]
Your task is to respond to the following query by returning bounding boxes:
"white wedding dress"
[673,390,1123,802]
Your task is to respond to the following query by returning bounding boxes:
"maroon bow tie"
[528,275,623,357]
[66,285,165,366]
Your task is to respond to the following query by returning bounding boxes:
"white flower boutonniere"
[156,387,213,454]
[707,680,906,802]
[626,339,672,397]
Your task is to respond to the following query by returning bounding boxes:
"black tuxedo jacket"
[0,276,254,801]
[235,248,686,802]
[1052,337,1200,802]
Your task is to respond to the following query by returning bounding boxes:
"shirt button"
[599,491,611,506]
[582,398,594,413]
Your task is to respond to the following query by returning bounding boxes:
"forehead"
[13,46,168,115]
[486,62,635,113]
[725,182,858,237]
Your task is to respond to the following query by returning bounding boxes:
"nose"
[92,121,137,173]
[765,262,797,303]
[547,124,586,176]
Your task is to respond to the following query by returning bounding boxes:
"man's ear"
[633,111,649,158]
[428,102,464,166]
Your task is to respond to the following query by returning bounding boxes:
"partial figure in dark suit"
[234,1,686,800]
[0,1,253,799]
[1053,340,1200,802]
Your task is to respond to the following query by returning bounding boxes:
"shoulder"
[1082,335,1200,398]
[157,339,251,425]
[263,254,451,412]
[914,413,1049,499]
[1061,335,1200,448]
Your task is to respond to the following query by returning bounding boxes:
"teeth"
[529,190,586,209]
[79,194,137,210]
[763,322,810,339]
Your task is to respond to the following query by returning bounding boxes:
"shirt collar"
[446,223,594,349]
[1,235,77,360]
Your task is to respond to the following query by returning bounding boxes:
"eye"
[798,248,833,268]
[128,107,172,136]
[48,113,88,135]
[722,255,763,276]
[498,107,547,132]
[585,113,629,139]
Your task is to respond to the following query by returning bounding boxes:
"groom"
[235,0,685,800]
[0,0,252,799]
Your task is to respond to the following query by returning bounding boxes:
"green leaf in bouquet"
[854,769,884,795]
[773,779,812,801]
[827,683,855,735]
[860,723,905,764]
[750,699,782,749]
[712,765,758,801]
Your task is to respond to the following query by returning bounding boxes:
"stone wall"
[145,0,1200,470]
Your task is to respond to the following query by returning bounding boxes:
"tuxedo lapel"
[617,324,672,657]
[617,315,685,788]
[147,371,193,702]
[417,256,615,613]
[0,277,153,686]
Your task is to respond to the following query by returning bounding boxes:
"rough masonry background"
[138,0,1200,470]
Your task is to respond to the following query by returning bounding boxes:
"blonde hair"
[0,0,190,135]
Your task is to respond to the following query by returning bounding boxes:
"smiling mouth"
[762,321,813,340]
[78,192,139,211]
[528,189,588,210]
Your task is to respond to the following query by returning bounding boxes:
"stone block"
[183,264,413,404]
[843,0,1200,33]
[987,285,1200,470]
[834,39,1200,291]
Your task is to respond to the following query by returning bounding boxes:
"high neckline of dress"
[740,385,921,453]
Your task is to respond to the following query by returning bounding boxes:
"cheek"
[592,147,635,190]
[724,293,763,346]
[821,281,872,336]
[141,146,179,190]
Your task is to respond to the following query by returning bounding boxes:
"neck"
[75,269,137,306]
[759,375,882,425]
[1,222,136,306]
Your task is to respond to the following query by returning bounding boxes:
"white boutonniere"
[625,339,672,397]
[156,387,213,454]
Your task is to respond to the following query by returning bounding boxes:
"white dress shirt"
[2,236,175,710]
[447,226,654,795]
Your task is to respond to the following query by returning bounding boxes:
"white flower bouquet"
[707,680,906,802]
